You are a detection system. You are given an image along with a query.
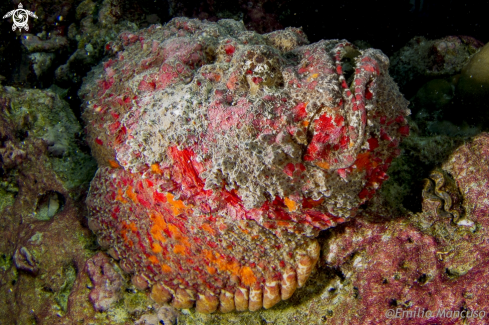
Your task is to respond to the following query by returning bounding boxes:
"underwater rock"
[35,191,64,221]
[80,17,409,313]
[315,133,489,324]
[18,30,68,84]
[0,140,27,169]
[157,305,179,324]
[0,86,101,324]
[456,42,489,121]
[21,33,68,53]
[55,0,138,84]
[166,0,283,34]
[412,79,453,112]
[135,306,179,325]
[13,246,39,275]
[390,36,483,97]
[0,86,97,190]
[86,252,124,312]
[29,52,56,79]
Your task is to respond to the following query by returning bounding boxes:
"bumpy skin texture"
[80,17,409,312]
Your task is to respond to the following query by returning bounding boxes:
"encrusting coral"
[80,17,409,313]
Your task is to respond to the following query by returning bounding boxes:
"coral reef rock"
[0,87,99,324]
[315,133,489,325]
[390,35,483,96]
[0,86,97,190]
[55,0,138,85]
[86,252,124,312]
[456,42,489,118]
[80,17,409,313]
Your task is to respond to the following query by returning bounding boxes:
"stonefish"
[80,17,409,313]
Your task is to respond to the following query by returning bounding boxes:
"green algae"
[28,232,43,245]
[0,186,15,212]
[98,291,152,324]
[0,253,12,272]
[51,150,97,189]
[123,290,151,315]
[1,86,97,190]
[0,175,18,212]
[55,263,77,312]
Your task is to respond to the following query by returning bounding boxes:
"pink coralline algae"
[86,252,124,312]
[80,17,409,313]
[318,133,489,325]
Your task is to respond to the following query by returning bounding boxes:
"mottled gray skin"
[80,17,409,220]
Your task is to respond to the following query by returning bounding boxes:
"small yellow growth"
[126,186,138,203]
[167,224,181,238]
[155,234,167,243]
[161,264,172,273]
[277,221,289,227]
[239,227,250,234]
[203,249,241,276]
[115,188,128,204]
[239,266,256,286]
[350,141,355,147]
[121,229,128,241]
[173,244,186,255]
[151,163,163,174]
[167,224,190,247]
[152,242,163,253]
[201,223,215,236]
[302,120,310,127]
[284,197,297,212]
[203,249,216,262]
[251,235,260,240]
[161,223,190,248]
[148,255,159,264]
[165,193,190,216]
[149,211,167,243]
[217,258,241,276]
[315,161,330,170]
[307,73,319,82]
[128,222,138,232]
[207,266,217,275]
[108,159,120,168]
[150,211,167,229]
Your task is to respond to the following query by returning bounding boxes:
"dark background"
[0,0,487,86]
